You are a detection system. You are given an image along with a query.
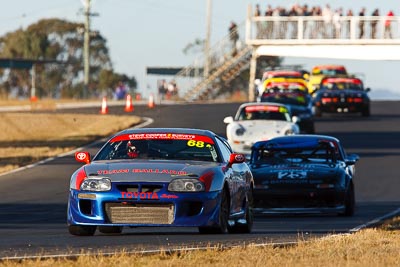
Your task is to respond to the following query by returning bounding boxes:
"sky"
[1,0,400,99]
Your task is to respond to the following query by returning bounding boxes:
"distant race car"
[313,77,371,117]
[260,86,315,134]
[223,102,300,155]
[249,135,359,216]
[68,128,254,236]
[261,70,305,81]
[257,70,309,97]
[308,64,349,93]
[262,77,309,94]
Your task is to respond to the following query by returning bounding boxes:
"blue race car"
[249,135,359,216]
[312,77,371,117]
[260,88,315,133]
[68,128,254,235]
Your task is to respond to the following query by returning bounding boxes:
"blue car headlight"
[168,179,205,192]
[80,177,111,191]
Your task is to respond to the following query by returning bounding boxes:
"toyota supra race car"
[249,135,359,216]
[224,102,300,155]
[68,128,254,236]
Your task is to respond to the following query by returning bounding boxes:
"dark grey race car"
[249,135,359,216]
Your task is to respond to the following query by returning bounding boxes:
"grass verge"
[1,228,400,266]
[0,112,141,174]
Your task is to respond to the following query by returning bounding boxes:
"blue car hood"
[84,160,221,182]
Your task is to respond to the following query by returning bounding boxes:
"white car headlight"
[80,177,111,191]
[168,179,205,192]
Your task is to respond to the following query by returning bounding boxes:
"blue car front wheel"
[68,225,96,236]
[98,226,123,234]
[198,187,230,234]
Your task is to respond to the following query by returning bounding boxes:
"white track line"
[1,240,298,261]
[350,207,400,232]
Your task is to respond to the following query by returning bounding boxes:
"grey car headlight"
[298,113,312,119]
[168,179,205,192]
[285,129,295,135]
[80,177,111,191]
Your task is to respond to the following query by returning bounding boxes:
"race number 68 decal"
[187,140,205,148]
[278,171,307,179]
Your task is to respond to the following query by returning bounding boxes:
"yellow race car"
[307,65,349,94]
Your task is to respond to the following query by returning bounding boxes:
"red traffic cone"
[148,94,155,109]
[100,96,109,114]
[125,94,134,112]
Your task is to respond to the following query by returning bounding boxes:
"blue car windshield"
[261,91,309,106]
[94,138,220,162]
[252,143,337,165]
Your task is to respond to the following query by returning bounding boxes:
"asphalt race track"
[0,100,399,258]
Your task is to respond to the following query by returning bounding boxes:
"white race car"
[223,102,300,154]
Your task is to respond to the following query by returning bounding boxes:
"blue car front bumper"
[67,184,222,228]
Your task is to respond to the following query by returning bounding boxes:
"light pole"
[204,0,212,78]
[81,0,91,98]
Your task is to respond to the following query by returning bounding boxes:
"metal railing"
[247,15,400,45]
[171,21,248,100]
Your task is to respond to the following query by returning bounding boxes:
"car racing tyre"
[340,184,355,217]
[314,106,322,117]
[308,123,316,134]
[98,226,123,234]
[228,188,254,234]
[68,225,96,236]
[198,187,230,234]
[362,107,370,117]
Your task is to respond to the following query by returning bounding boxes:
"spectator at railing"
[288,5,299,39]
[310,6,322,39]
[229,21,239,56]
[345,9,353,38]
[277,7,289,39]
[333,8,343,38]
[252,3,396,40]
[254,4,262,38]
[371,9,380,39]
[385,10,394,38]
[358,7,366,39]
[264,5,274,39]
[322,4,333,38]
[301,4,311,37]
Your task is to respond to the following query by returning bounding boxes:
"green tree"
[0,18,136,99]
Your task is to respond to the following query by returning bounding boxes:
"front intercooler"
[105,203,174,224]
